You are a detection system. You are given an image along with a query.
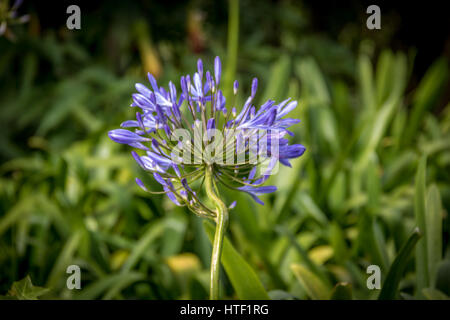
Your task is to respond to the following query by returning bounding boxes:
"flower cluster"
[109,56,305,218]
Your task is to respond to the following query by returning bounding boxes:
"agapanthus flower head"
[109,57,305,218]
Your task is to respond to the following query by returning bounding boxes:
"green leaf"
[102,272,145,299]
[261,54,291,103]
[329,222,348,264]
[389,52,408,99]
[291,263,330,300]
[121,222,164,273]
[295,193,328,226]
[203,221,269,300]
[161,210,188,257]
[222,0,239,101]
[76,272,144,300]
[356,53,406,171]
[46,230,83,289]
[366,154,381,211]
[414,156,429,294]
[227,190,263,244]
[375,50,394,105]
[277,225,330,286]
[6,276,50,300]
[426,184,443,287]
[330,282,353,300]
[404,58,449,145]
[0,197,33,236]
[297,57,330,105]
[378,228,421,300]
[357,215,389,271]
[268,290,296,300]
[372,219,389,271]
[358,54,376,112]
[355,96,399,171]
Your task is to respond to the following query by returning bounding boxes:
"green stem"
[205,165,229,300]
[223,0,239,101]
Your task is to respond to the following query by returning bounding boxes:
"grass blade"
[76,272,144,300]
[404,58,449,145]
[426,184,443,288]
[358,54,376,112]
[291,263,330,300]
[378,228,421,300]
[46,230,83,289]
[414,156,429,294]
[121,222,164,273]
[222,0,239,100]
[375,50,394,105]
[260,54,291,103]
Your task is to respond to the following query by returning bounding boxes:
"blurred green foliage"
[0,0,449,300]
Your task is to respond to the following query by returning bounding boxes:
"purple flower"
[233,80,239,94]
[109,57,305,217]
[237,185,278,205]
[108,129,150,144]
[214,56,222,85]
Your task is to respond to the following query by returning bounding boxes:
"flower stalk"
[205,165,228,300]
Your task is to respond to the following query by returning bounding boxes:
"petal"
[197,58,203,78]
[214,56,221,85]
[135,83,152,98]
[164,187,181,206]
[147,73,160,93]
[120,120,139,128]
[132,93,155,110]
[251,78,258,98]
[129,142,150,150]
[153,172,166,186]
[155,92,172,107]
[131,151,145,168]
[277,101,297,119]
[135,178,149,192]
[237,185,277,205]
[172,163,181,177]
[193,73,203,98]
[108,129,149,144]
[280,144,306,159]
[169,81,177,103]
[233,80,239,94]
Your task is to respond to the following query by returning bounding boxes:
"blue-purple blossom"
[109,57,305,217]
